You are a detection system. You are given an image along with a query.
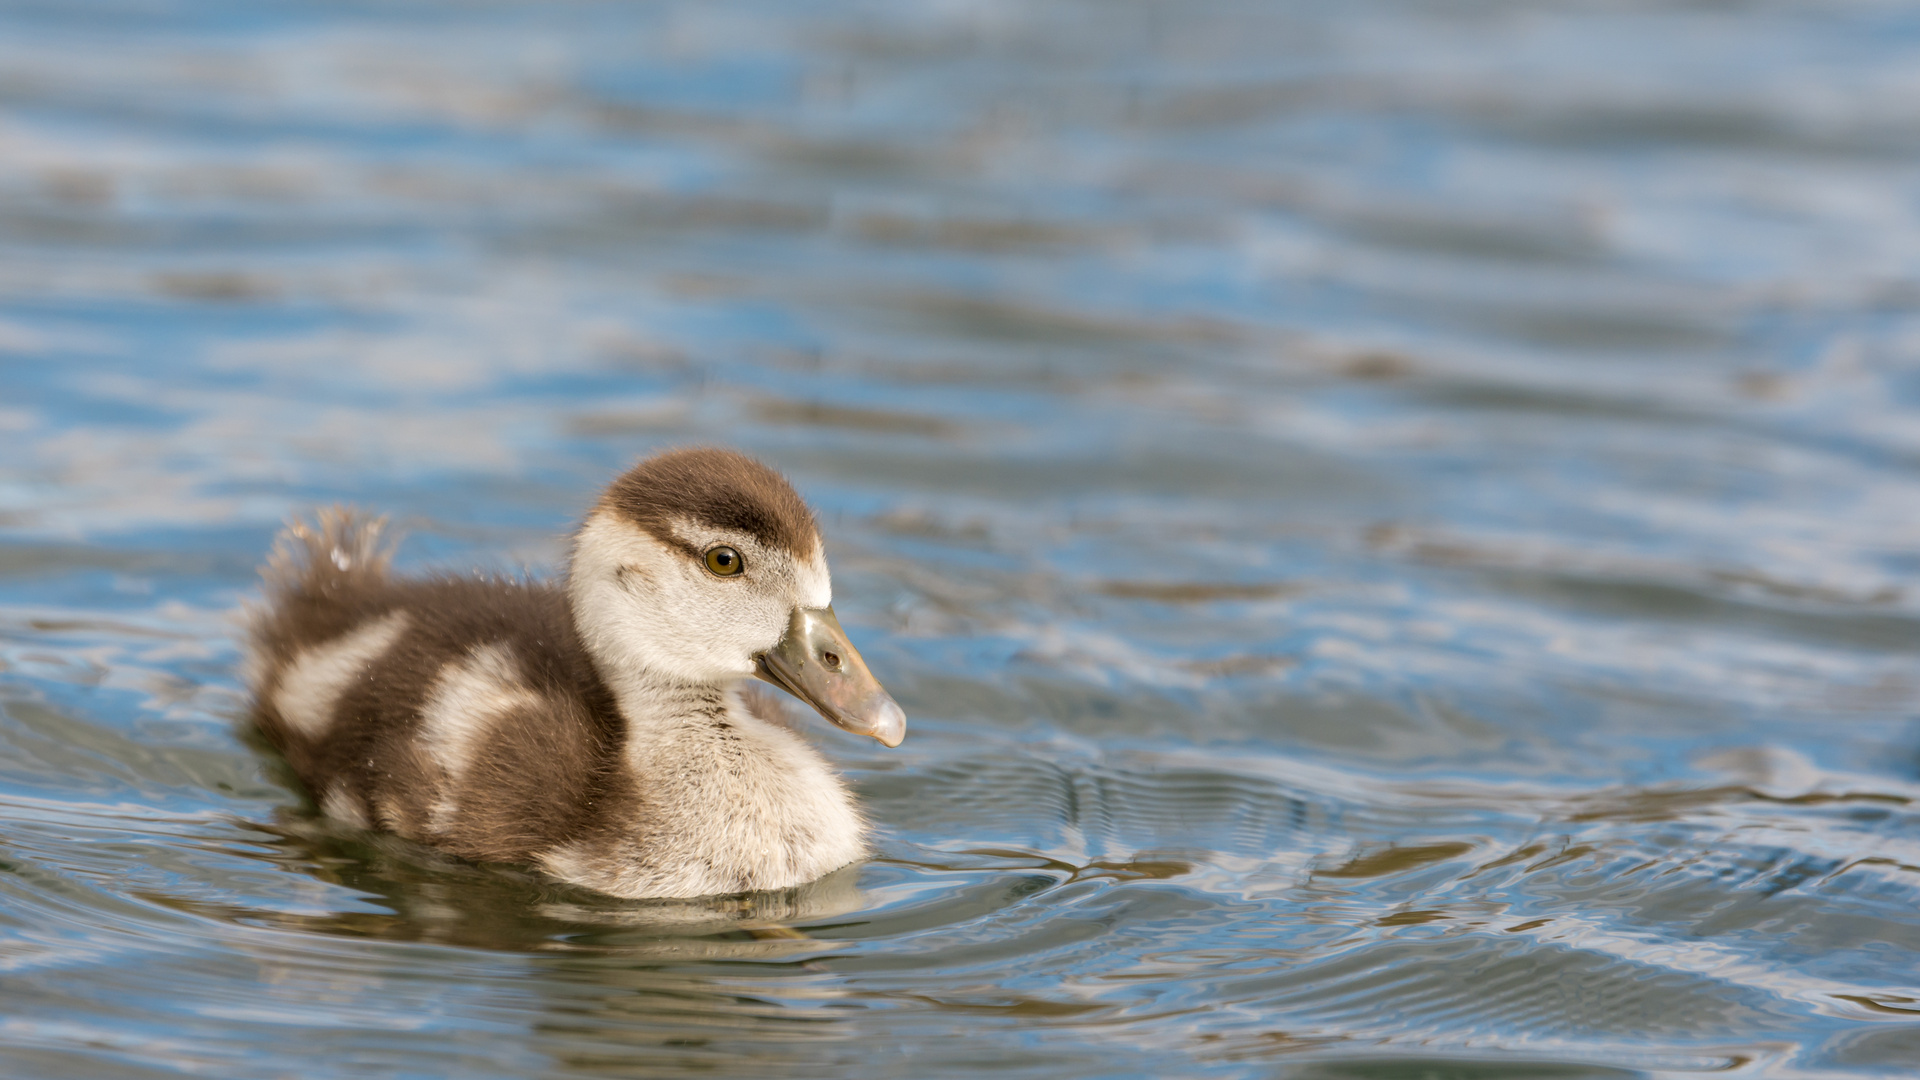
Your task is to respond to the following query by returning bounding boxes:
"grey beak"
[753,606,906,748]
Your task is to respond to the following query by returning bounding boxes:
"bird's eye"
[704,545,744,577]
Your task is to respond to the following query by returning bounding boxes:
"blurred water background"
[4,1,1920,1076]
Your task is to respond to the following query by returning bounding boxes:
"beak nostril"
[821,650,842,670]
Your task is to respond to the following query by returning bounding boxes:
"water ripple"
[4,0,1920,1075]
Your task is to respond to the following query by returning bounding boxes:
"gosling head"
[569,447,905,747]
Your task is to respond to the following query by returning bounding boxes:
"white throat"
[562,651,869,901]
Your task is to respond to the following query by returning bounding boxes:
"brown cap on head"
[598,447,821,558]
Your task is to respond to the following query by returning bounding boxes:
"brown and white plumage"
[245,448,905,900]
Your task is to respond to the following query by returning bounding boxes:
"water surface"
[3,1,1920,1076]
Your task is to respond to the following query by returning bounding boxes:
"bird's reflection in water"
[114,812,877,1076]
[528,942,865,1078]
[232,813,871,951]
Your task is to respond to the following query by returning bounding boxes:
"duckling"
[244,448,905,900]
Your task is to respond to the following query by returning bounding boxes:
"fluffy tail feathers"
[262,507,397,601]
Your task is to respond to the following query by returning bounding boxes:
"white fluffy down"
[544,684,868,899]
[272,610,411,739]
[418,642,540,834]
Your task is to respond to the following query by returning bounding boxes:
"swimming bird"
[244,448,905,899]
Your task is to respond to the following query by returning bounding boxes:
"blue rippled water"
[4,1,1920,1076]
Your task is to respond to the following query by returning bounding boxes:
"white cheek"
[662,560,786,663]
[569,513,791,682]
[794,551,832,610]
